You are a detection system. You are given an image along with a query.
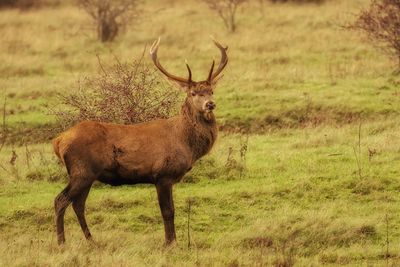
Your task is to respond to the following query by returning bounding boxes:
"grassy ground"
[1,0,400,266]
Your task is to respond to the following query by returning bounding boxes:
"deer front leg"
[156,181,176,245]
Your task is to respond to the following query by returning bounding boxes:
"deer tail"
[52,135,65,165]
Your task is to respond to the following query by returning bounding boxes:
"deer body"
[53,38,227,245]
[54,102,217,186]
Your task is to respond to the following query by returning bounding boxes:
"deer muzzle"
[205,101,216,111]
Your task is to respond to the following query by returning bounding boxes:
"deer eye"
[191,92,196,96]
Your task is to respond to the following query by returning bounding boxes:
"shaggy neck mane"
[179,98,217,163]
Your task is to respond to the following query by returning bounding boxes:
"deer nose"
[206,101,216,111]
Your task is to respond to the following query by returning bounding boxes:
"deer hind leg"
[54,185,72,245]
[72,185,92,240]
[55,174,94,245]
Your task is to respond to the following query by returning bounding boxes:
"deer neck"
[179,98,218,163]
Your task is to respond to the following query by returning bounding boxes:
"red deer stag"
[52,37,228,245]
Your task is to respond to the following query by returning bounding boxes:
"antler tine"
[210,37,228,81]
[207,60,215,82]
[185,59,192,83]
[149,37,190,84]
[149,37,161,55]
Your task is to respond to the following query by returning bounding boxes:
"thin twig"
[0,97,7,154]
[386,214,389,267]
[328,153,343,156]
[187,199,192,249]
[96,54,108,76]
[358,119,361,166]
[353,147,362,179]
[353,118,363,179]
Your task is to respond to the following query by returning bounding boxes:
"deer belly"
[98,166,154,185]
[151,155,192,181]
[102,148,192,184]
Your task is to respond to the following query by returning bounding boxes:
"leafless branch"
[201,0,247,33]
[78,0,140,42]
[51,50,180,130]
[348,0,400,70]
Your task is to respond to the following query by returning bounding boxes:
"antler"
[207,60,215,82]
[208,38,228,82]
[150,37,192,85]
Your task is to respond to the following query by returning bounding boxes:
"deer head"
[150,37,228,117]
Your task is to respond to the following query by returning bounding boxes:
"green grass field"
[1,0,400,266]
